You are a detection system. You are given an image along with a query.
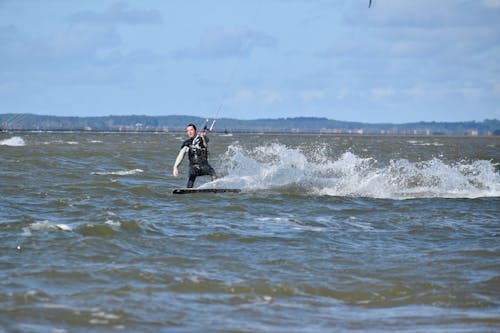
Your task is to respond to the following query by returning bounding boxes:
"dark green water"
[1,132,499,332]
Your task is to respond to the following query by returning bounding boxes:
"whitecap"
[345,221,375,231]
[91,311,120,320]
[407,140,445,146]
[0,136,26,146]
[55,224,72,231]
[256,217,290,222]
[28,221,72,232]
[92,169,144,176]
[105,220,121,227]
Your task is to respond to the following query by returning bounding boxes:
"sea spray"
[208,143,500,199]
[0,136,26,146]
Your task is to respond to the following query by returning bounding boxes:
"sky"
[1,0,499,123]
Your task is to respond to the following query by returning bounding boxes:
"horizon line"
[0,113,497,126]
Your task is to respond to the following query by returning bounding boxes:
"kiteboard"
[172,188,241,194]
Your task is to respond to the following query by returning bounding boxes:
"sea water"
[0,132,499,332]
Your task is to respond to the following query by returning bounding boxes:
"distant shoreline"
[1,114,499,136]
[1,128,497,137]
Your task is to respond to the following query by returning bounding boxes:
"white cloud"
[234,89,255,102]
[335,89,357,100]
[232,89,285,105]
[50,24,122,57]
[401,86,424,97]
[300,90,325,102]
[261,90,285,104]
[371,88,395,98]
[0,12,166,88]
[69,2,162,25]
[483,0,500,8]
[459,87,482,99]
[493,83,500,96]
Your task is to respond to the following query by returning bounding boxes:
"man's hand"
[172,167,179,177]
[201,129,211,138]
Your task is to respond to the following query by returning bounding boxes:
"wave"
[40,140,81,145]
[0,136,26,146]
[92,169,144,176]
[207,144,500,199]
[23,221,73,236]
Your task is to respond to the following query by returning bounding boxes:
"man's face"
[186,126,197,139]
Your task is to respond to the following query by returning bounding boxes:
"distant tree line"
[0,113,498,135]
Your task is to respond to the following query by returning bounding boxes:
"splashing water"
[0,136,26,146]
[207,143,500,199]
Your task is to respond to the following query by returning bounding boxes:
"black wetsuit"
[180,136,216,188]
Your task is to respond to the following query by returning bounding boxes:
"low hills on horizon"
[1,113,499,136]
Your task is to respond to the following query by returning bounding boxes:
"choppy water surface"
[1,132,499,332]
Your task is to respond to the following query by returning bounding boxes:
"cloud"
[174,27,277,59]
[284,68,335,90]
[368,85,492,101]
[493,83,500,96]
[124,49,166,65]
[400,86,425,97]
[314,0,500,108]
[323,24,499,60]
[300,90,325,102]
[0,3,167,88]
[0,24,19,44]
[51,24,122,58]
[231,88,286,105]
[483,0,500,8]
[1,24,121,68]
[370,87,395,98]
[345,0,500,28]
[0,22,158,87]
[69,2,162,25]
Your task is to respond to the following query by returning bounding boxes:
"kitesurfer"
[172,123,217,188]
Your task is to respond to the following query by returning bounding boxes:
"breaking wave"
[92,169,144,176]
[208,144,500,199]
[0,136,26,146]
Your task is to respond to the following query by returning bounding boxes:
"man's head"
[186,124,197,139]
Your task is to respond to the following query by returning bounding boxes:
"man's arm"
[201,131,209,144]
[172,146,189,176]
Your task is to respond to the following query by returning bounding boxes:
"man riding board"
[172,123,217,188]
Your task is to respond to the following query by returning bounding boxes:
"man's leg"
[187,167,197,188]
[208,165,217,181]
[200,164,217,181]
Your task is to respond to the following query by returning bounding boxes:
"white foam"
[0,136,26,146]
[92,169,143,176]
[407,140,444,146]
[209,143,500,199]
[55,224,72,231]
[105,220,121,227]
[28,221,72,232]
